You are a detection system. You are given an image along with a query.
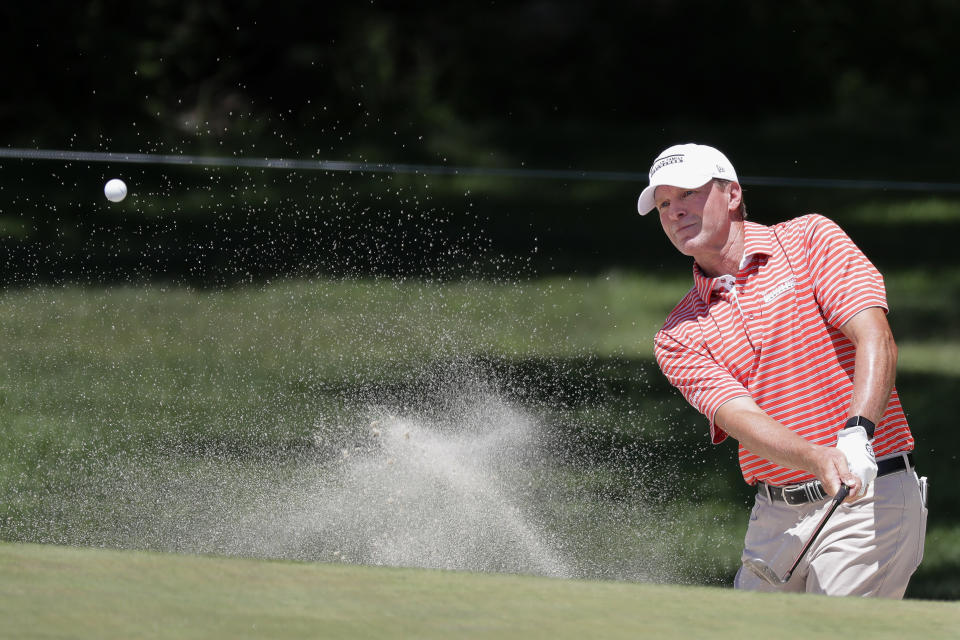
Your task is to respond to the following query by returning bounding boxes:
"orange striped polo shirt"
[654,214,914,486]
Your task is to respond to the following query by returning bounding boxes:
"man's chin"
[673,238,700,257]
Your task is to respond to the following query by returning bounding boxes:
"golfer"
[639,143,927,597]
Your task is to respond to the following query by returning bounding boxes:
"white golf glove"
[836,426,878,497]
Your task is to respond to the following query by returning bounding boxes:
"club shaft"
[782,483,850,581]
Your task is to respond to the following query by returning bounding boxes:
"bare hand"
[810,445,861,503]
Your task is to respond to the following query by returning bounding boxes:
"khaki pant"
[734,462,928,598]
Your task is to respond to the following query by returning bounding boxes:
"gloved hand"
[835,426,878,497]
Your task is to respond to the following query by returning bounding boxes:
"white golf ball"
[104,178,127,202]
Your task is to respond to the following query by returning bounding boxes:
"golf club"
[744,482,850,586]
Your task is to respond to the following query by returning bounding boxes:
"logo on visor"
[650,154,685,178]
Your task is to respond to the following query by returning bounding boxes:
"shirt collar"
[692,221,775,304]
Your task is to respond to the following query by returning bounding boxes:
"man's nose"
[667,204,686,219]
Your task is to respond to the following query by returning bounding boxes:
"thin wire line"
[2,146,959,192]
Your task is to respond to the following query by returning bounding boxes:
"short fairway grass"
[1,542,957,639]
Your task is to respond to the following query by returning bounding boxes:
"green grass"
[844,198,960,225]
[0,272,958,599]
[0,272,689,459]
[1,542,957,640]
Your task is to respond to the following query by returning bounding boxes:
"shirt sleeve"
[802,214,888,328]
[654,329,750,444]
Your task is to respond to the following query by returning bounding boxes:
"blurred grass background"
[0,268,955,598]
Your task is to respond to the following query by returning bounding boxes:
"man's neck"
[694,222,745,278]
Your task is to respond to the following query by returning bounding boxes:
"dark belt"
[757,452,914,505]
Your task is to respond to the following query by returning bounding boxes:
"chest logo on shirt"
[763,277,796,304]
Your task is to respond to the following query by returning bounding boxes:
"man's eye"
[682,190,696,197]
[658,200,670,210]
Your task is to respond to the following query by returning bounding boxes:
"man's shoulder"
[770,213,839,237]
[760,214,847,255]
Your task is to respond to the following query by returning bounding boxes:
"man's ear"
[728,182,743,214]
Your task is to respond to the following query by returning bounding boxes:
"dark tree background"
[1,0,959,282]
[5,1,959,168]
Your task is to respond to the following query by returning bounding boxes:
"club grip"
[834,482,850,502]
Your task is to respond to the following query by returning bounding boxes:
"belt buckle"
[783,480,826,505]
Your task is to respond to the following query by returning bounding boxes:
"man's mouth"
[675,221,698,236]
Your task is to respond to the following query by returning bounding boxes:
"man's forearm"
[840,308,897,428]
[716,397,832,476]
[715,396,859,497]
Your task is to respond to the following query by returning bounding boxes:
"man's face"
[655,180,738,258]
